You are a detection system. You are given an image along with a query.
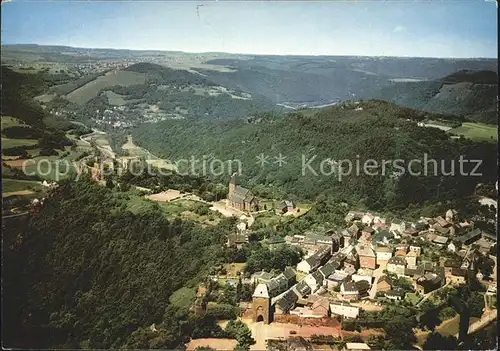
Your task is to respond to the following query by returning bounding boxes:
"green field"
[126,195,220,225]
[8,148,81,181]
[405,292,422,305]
[448,122,497,142]
[65,70,146,105]
[2,178,42,193]
[1,116,26,130]
[1,138,38,148]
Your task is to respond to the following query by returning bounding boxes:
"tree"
[105,175,114,189]
[225,320,254,350]
[438,307,457,321]
[423,332,458,350]
[366,334,385,350]
[467,292,485,318]
[476,255,494,278]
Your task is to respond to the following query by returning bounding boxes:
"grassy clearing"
[2,178,42,193]
[436,315,460,336]
[66,70,146,105]
[405,292,422,305]
[127,195,220,225]
[6,148,79,181]
[415,330,430,347]
[1,138,38,148]
[223,263,246,276]
[486,294,496,308]
[448,122,497,142]
[1,116,26,130]
[169,287,196,311]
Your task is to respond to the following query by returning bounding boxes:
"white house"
[375,246,393,265]
[447,242,456,253]
[297,260,313,274]
[304,272,323,293]
[361,213,375,226]
[386,256,407,276]
[445,209,457,222]
[409,245,422,256]
[389,220,406,234]
[330,302,360,319]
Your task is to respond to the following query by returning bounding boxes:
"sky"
[1,0,497,58]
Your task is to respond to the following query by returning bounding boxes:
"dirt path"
[456,309,497,337]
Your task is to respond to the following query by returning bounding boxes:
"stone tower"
[252,283,271,324]
[229,172,237,195]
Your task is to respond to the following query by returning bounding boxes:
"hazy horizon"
[1,1,498,59]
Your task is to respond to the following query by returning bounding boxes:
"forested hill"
[124,62,213,86]
[373,70,498,124]
[1,65,72,129]
[3,179,233,349]
[1,66,76,157]
[123,100,497,211]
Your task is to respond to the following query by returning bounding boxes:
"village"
[12,133,497,351]
[188,198,497,350]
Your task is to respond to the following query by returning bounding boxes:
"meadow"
[448,122,497,142]
[65,70,146,104]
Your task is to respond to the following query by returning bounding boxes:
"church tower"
[252,283,271,324]
[229,172,237,195]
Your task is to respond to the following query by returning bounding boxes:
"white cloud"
[393,25,406,33]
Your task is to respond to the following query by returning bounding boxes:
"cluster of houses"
[249,208,496,325]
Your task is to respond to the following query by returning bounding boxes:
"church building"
[227,173,259,212]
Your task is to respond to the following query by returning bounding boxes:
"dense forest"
[3,178,236,349]
[373,70,498,124]
[119,100,497,212]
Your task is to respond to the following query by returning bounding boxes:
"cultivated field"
[3,147,79,181]
[1,138,38,148]
[146,189,182,202]
[65,70,146,104]
[1,178,42,194]
[448,122,497,142]
[1,116,26,130]
[102,90,142,106]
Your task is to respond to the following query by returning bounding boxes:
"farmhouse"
[276,200,297,215]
